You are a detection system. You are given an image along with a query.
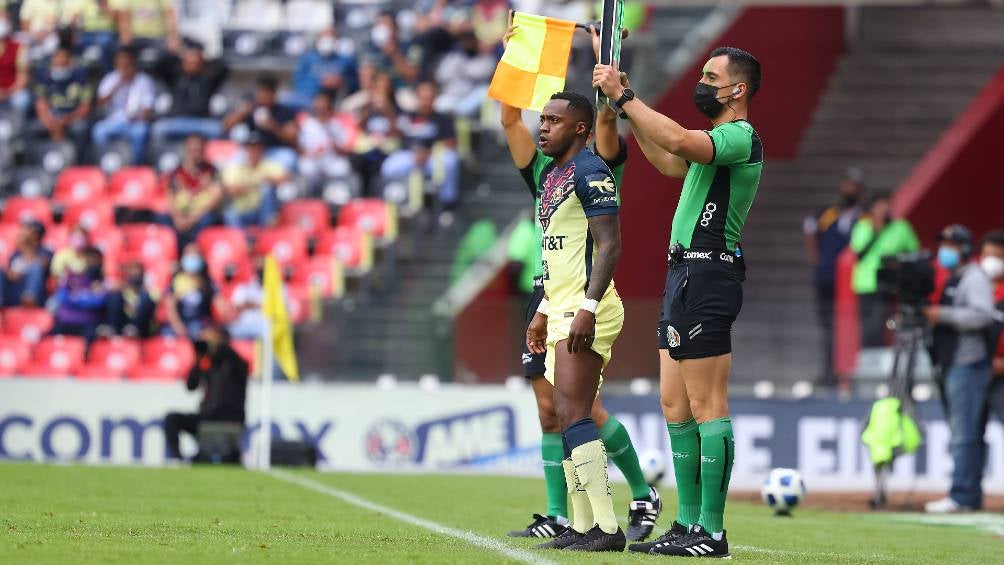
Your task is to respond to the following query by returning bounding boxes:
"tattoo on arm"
[584,214,621,302]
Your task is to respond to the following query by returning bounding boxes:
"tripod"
[868,304,927,509]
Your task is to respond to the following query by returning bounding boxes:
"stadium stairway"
[732,5,1004,385]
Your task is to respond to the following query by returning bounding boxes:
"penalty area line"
[268,470,557,565]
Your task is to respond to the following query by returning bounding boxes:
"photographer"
[924,225,996,513]
[163,326,249,462]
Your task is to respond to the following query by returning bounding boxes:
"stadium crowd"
[0,0,550,378]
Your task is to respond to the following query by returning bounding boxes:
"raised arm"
[499,20,537,169]
[593,65,714,165]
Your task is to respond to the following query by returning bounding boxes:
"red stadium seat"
[90,227,123,264]
[1,197,54,227]
[22,335,86,377]
[0,224,18,265]
[280,199,331,238]
[53,166,107,205]
[2,308,54,343]
[205,139,240,167]
[78,337,141,380]
[254,227,308,268]
[41,224,69,251]
[290,255,343,298]
[230,339,258,376]
[121,223,178,267]
[286,283,311,325]
[129,337,195,381]
[315,226,372,273]
[109,167,165,211]
[197,227,252,286]
[0,337,30,376]
[63,200,115,232]
[338,198,397,244]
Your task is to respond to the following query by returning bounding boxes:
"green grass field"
[1,462,1000,564]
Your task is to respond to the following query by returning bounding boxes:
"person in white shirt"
[92,45,156,163]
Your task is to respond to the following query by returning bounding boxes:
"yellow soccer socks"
[565,418,619,534]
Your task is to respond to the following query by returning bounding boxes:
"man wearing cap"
[924,224,997,513]
[0,220,52,306]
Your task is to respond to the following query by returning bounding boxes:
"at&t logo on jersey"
[542,235,567,251]
[700,202,718,227]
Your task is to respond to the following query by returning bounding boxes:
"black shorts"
[522,284,547,378]
[658,262,744,360]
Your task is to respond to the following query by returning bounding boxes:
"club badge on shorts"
[666,325,681,348]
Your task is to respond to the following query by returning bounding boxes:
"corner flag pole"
[259,317,274,470]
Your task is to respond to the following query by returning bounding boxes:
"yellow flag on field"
[262,254,299,381]
[488,12,576,111]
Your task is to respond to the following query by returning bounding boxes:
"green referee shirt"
[671,120,763,252]
[850,218,920,294]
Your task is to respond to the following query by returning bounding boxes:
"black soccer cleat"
[628,520,688,553]
[535,527,583,549]
[565,525,626,552]
[507,514,567,538]
[626,486,663,541]
[649,524,730,558]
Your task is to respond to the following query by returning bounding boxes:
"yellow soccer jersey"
[524,147,621,317]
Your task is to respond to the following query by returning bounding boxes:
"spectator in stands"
[297,91,357,192]
[17,0,59,49]
[849,193,919,347]
[62,0,120,71]
[221,132,286,229]
[369,11,422,87]
[351,71,400,195]
[220,263,265,340]
[471,0,509,51]
[381,81,460,222]
[51,246,109,341]
[116,0,180,53]
[163,243,218,340]
[290,27,358,110]
[32,46,93,154]
[802,168,865,386]
[434,30,496,118]
[0,219,51,307]
[164,325,248,462]
[0,15,31,117]
[106,260,156,337]
[165,134,223,251]
[151,43,228,143]
[50,225,92,281]
[339,60,377,114]
[925,224,996,514]
[92,45,156,164]
[222,76,299,170]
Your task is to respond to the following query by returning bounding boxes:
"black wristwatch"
[614,88,635,119]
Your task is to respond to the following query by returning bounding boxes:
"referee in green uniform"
[593,47,762,558]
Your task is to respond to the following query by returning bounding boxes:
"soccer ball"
[638,448,667,485]
[761,468,806,515]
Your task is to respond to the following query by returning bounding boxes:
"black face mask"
[693,82,739,119]
[840,193,860,208]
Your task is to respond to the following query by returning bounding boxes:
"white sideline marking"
[268,470,556,565]
[881,513,1004,535]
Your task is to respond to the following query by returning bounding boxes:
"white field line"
[268,469,557,565]
[879,512,1004,535]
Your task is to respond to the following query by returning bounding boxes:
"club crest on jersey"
[538,163,576,232]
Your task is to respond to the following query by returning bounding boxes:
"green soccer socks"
[698,417,734,535]
[541,432,568,520]
[667,418,702,528]
[599,416,652,500]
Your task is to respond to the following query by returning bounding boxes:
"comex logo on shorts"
[700,202,717,227]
